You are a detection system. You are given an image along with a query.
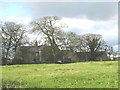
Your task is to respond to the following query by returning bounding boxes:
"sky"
[0,1,118,51]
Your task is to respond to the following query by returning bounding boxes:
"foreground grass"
[2,61,118,88]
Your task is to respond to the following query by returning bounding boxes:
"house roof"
[17,45,43,52]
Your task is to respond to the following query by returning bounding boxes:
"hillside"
[2,61,118,88]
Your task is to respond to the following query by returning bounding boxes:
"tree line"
[0,16,113,64]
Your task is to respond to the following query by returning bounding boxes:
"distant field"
[2,61,118,88]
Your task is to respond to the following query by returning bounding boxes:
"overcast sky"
[0,2,118,51]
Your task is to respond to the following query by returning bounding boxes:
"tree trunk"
[90,51,95,61]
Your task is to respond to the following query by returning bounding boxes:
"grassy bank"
[2,61,118,88]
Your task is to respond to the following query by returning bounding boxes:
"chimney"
[35,41,38,46]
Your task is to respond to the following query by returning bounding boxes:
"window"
[36,52,39,56]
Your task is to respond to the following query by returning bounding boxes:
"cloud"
[61,18,95,30]
[60,15,118,47]
[23,2,117,20]
[113,44,119,51]
[0,16,33,25]
[95,25,118,45]
[0,2,118,50]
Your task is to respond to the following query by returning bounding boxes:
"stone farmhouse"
[13,45,42,64]
[76,51,108,62]
[13,44,108,64]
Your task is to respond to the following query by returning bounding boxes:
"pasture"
[2,61,118,88]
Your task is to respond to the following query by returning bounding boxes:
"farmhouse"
[76,51,108,61]
[13,45,42,64]
[13,45,79,64]
[13,44,108,64]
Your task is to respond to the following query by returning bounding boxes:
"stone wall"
[13,46,41,64]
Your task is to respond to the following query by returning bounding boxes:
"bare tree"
[1,22,27,64]
[59,31,80,52]
[80,33,106,61]
[31,16,65,62]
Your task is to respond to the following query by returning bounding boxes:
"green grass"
[2,61,118,88]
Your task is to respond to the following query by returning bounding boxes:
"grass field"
[2,61,118,88]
